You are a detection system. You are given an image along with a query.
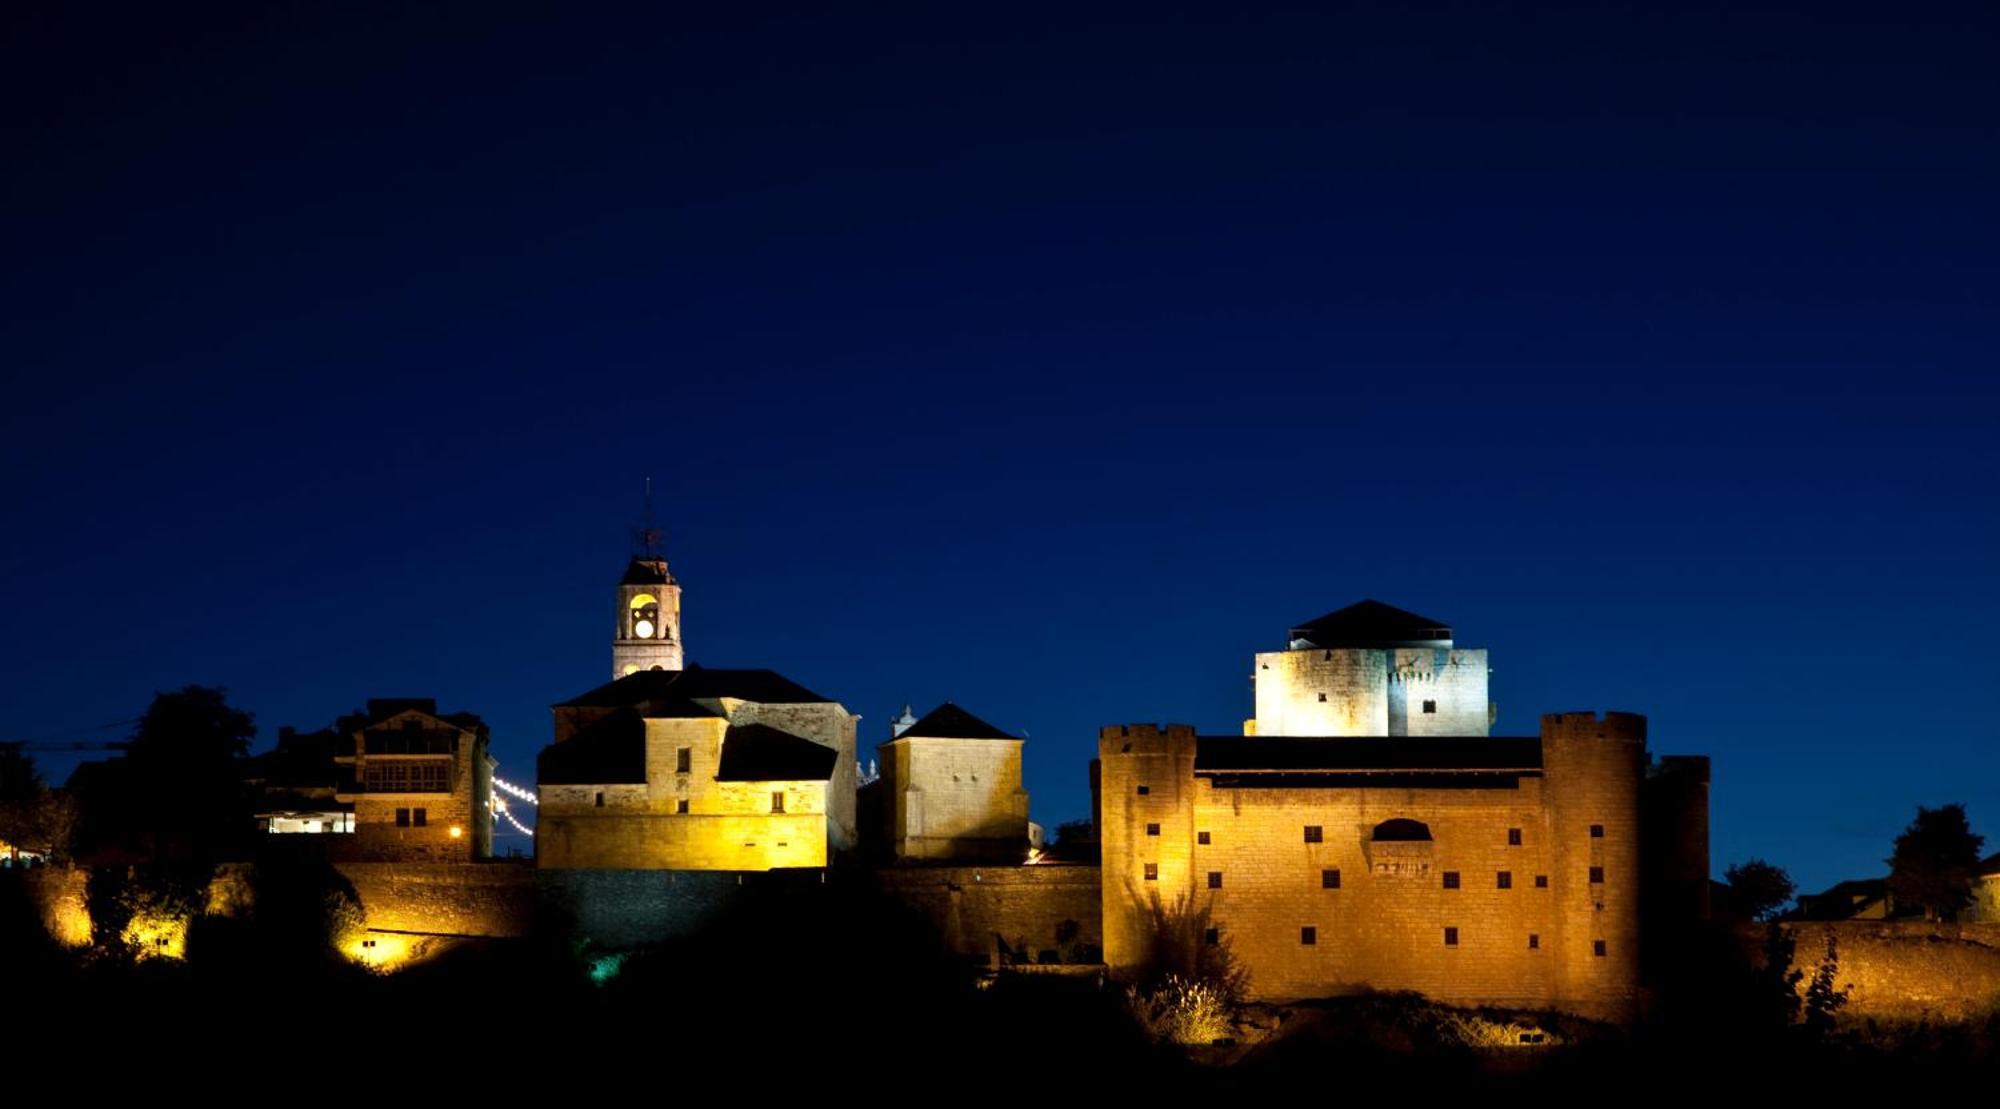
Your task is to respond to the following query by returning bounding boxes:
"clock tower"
[612,487,684,679]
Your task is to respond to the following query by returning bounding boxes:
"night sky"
[5,2,1995,891]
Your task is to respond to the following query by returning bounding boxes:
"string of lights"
[494,796,535,837]
[492,775,538,805]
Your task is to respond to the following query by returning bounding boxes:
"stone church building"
[1099,601,1709,1021]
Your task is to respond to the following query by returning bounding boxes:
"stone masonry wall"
[336,861,535,937]
[1780,921,2000,1023]
[873,864,1102,965]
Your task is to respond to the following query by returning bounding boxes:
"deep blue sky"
[4,2,1995,889]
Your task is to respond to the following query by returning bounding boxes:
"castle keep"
[1099,601,1708,1020]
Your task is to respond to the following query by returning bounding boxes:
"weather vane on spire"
[636,476,665,558]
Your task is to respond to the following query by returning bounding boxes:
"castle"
[207,529,1708,1018]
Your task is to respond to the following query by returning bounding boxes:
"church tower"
[612,486,683,679]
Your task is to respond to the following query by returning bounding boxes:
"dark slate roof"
[620,557,675,586]
[537,710,648,785]
[1981,851,2000,877]
[896,703,1020,741]
[1287,600,1453,649]
[716,724,839,782]
[1194,736,1541,773]
[554,664,834,709]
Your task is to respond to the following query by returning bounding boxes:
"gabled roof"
[621,557,675,586]
[893,703,1020,742]
[554,664,834,709]
[1287,600,1453,649]
[716,724,839,782]
[538,710,648,785]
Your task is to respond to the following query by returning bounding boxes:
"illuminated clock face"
[634,618,655,638]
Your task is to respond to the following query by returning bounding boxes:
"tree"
[1801,933,1851,1039]
[0,747,45,857]
[1725,858,1798,922]
[103,686,258,864]
[1886,803,1986,922]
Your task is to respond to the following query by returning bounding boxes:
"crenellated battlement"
[1541,710,1647,743]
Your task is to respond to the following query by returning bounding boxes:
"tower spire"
[636,476,664,558]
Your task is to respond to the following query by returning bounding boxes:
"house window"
[1535,874,1549,888]
[364,761,450,793]
[1497,871,1512,889]
[1146,823,1160,837]
[1321,868,1341,889]
[1204,927,1219,946]
[1197,831,1211,845]
[1144,863,1158,881]
[1422,699,1437,714]
[395,807,410,827]
[1207,871,1222,889]
[1301,927,1317,946]
[1529,934,1540,950]
[412,808,427,827]
[1303,825,1323,844]
[676,799,689,814]
[594,792,605,808]
[677,748,691,774]
[1137,785,1149,796]
[1594,940,1607,958]
[1589,824,1604,838]
[1442,871,1460,889]
[1444,927,1459,946]
[1589,866,1605,884]
[1508,828,1522,846]
[771,792,785,813]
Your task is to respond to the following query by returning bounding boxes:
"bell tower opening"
[610,480,684,679]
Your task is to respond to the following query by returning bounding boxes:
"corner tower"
[612,493,683,679]
[1248,599,1491,737]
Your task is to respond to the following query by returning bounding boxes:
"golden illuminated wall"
[538,717,829,870]
[707,699,858,852]
[879,736,1029,862]
[1098,714,1644,1021]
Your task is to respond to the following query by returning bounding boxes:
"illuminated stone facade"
[536,668,856,869]
[1250,600,1491,737]
[320,699,495,862]
[1100,603,1704,1021]
[875,703,1030,863]
[613,555,683,679]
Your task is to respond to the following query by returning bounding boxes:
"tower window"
[676,799,689,814]
[1589,866,1605,884]
[1143,863,1158,881]
[1303,825,1323,844]
[1497,871,1512,889]
[595,792,604,808]
[1317,693,1327,702]
[1137,785,1150,796]
[1146,823,1160,837]
[1301,927,1317,946]
[1508,828,1522,846]
[1535,874,1549,888]
[1589,824,1604,838]
[1207,871,1222,889]
[1442,871,1460,889]
[1197,831,1211,845]
[677,748,691,774]
[771,792,785,813]
[1529,934,1540,950]
[1204,927,1219,946]
[1444,927,1459,947]
[1594,940,1607,958]
[1422,699,1437,714]
[1321,868,1341,889]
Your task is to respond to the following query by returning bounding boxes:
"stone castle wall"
[879,737,1029,861]
[873,864,1102,965]
[336,861,534,937]
[1252,648,1489,738]
[1779,921,2000,1023]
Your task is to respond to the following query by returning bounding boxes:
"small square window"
[1535,874,1549,889]
[1497,871,1512,889]
[1589,866,1605,884]
[1529,933,1540,950]
[1422,699,1437,714]
[594,791,605,808]
[1303,825,1323,844]
[1589,824,1604,838]
[1301,927,1317,946]
[1317,692,1327,702]
[676,748,691,774]
[1136,785,1150,796]
[771,791,785,813]
[1204,927,1219,946]
[1197,831,1211,845]
[1442,870,1460,890]
[1444,927,1459,946]
[1207,871,1222,889]
[1144,863,1158,881]
[413,807,427,827]
[1594,939,1607,958]
[1507,828,1522,846]
[676,799,689,814]
[395,807,410,828]
[1146,822,1161,837]
[1321,868,1341,889]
